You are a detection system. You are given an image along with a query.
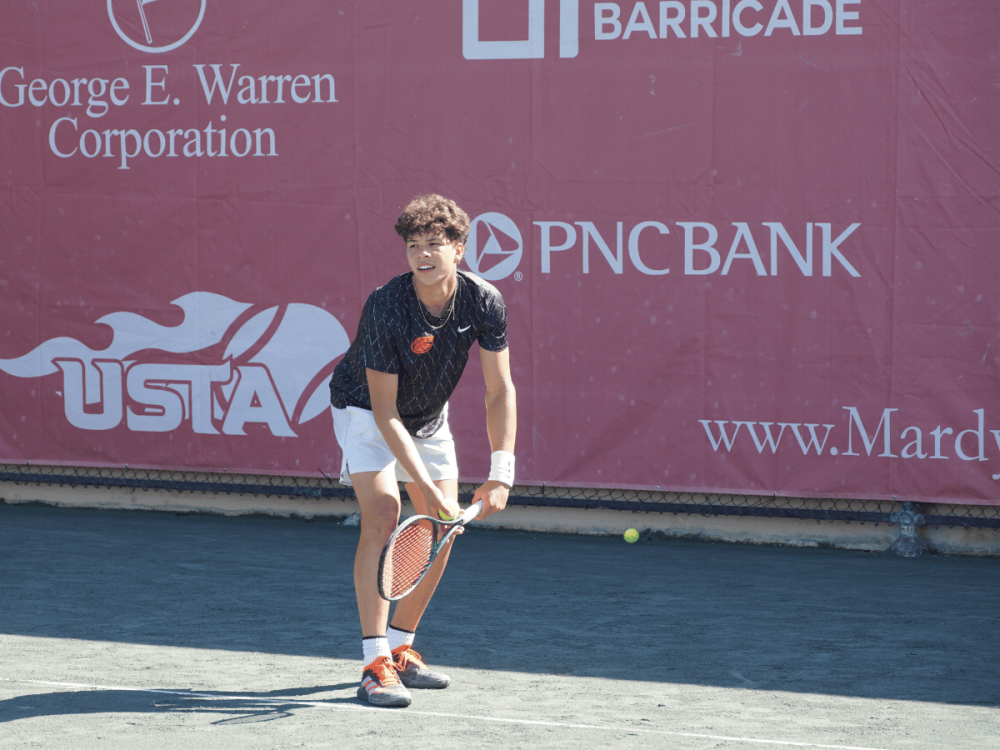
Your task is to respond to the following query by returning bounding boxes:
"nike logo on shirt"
[458,324,472,333]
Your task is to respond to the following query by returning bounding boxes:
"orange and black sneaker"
[357,655,412,707]
[392,645,451,689]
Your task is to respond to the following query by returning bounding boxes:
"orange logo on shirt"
[411,335,434,354]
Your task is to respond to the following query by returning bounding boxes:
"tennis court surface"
[1,502,997,749]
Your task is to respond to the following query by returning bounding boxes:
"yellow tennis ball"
[624,528,639,544]
[438,509,459,521]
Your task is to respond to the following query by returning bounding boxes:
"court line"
[3,678,898,750]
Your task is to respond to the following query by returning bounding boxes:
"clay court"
[2,502,997,749]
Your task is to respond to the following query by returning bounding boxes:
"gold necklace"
[415,284,457,331]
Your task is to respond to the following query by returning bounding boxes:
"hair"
[394,194,471,245]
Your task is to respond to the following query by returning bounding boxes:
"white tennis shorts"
[331,404,459,486]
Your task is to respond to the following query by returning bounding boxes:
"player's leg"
[387,409,460,630]
[385,407,459,688]
[391,477,458,630]
[331,405,412,707]
[352,469,413,706]
[387,477,457,689]
[352,469,402,640]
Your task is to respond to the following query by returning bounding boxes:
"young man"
[329,194,517,707]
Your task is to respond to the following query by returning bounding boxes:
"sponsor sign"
[0,293,348,437]
[1,1,998,504]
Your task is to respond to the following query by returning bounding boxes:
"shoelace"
[393,647,425,670]
[370,656,402,686]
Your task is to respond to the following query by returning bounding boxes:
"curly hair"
[394,194,471,245]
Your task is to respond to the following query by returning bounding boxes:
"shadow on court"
[0,683,356,724]
[1,502,998,712]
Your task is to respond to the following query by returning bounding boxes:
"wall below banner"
[2,480,996,558]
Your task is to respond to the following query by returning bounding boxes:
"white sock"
[362,636,391,667]
[387,626,415,652]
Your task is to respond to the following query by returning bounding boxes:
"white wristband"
[488,450,515,487]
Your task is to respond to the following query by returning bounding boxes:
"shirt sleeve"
[358,290,402,375]
[477,288,508,353]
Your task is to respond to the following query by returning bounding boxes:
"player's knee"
[360,505,399,540]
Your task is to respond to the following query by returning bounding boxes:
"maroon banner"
[1,1,998,504]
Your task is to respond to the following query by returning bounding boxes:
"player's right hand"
[424,483,461,523]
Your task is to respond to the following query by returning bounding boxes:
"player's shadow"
[0,683,359,724]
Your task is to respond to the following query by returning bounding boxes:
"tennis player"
[329,194,517,707]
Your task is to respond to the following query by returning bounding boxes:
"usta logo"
[0,292,349,436]
[464,213,524,281]
[108,0,207,54]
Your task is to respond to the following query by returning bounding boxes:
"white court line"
[2,678,898,750]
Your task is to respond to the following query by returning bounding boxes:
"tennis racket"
[377,501,483,601]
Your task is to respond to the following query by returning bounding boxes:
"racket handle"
[462,500,484,523]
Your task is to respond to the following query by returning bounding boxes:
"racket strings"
[382,519,437,599]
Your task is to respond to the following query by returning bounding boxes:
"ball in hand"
[623,528,640,544]
[438,509,459,521]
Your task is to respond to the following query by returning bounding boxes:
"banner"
[1,1,998,504]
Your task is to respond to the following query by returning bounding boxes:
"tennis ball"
[623,528,640,544]
[438,509,459,521]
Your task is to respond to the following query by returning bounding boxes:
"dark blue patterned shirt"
[330,270,507,437]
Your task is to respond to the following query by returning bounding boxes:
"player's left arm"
[472,346,516,519]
